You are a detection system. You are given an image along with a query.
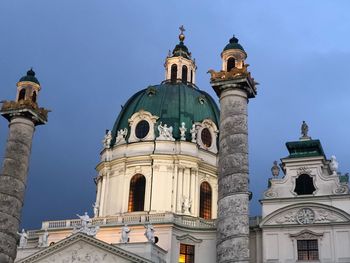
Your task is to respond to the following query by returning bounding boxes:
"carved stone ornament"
[297,166,312,175]
[290,230,324,240]
[264,189,278,198]
[296,208,315,224]
[265,206,347,226]
[334,185,349,194]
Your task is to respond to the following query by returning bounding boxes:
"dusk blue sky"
[1,1,350,229]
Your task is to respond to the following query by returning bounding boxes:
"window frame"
[297,239,319,261]
[179,243,195,263]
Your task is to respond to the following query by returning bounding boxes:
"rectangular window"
[179,244,195,263]
[297,240,319,260]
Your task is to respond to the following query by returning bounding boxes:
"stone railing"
[41,212,216,230]
[41,213,262,231]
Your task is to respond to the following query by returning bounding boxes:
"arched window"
[227,57,235,72]
[171,64,177,83]
[199,182,212,219]
[128,174,146,212]
[182,65,188,83]
[190,70,193,83]
[294,174,316,195]
[18,89,26,101]
[32,91,37,103]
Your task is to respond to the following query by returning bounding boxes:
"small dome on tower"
[19,68,40,85]
[223,35,246,53]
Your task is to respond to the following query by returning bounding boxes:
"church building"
[2,28,350,263]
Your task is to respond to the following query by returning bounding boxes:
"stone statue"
[18,229,28,248]
[329,155,339,175]
[92,202,99,218]
[179,122,187,141]
[120,224,130,243]
[38,229,49,247]
[156,122,175,141]
[144,224,155,243]
[77,212,91,228]
[301,121,309,138]
[103,130,112,149]
[73,212,99,237]
[190,123,197,143]
[182,196,192,214]
[116,128,128,145]
[271,160,280,177]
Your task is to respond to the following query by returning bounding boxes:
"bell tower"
[0,69,48,263]
[209,36,257,263]
[164,26,197,86]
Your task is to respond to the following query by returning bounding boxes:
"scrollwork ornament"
[264,190,277,198]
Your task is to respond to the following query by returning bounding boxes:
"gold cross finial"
[179,25,185,42]
[179,25,185,34]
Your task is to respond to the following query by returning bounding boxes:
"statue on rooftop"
[18,229,28,248]
[157,122,175,141]
[190,123,197,143]
[271,161,280,177]
[116,128,128,145]
[179,122,187,141]
[120,225,130,243]
[301,121,309,138]
[103,130,112,148]
[330,155,339,175]
[92,202,99,218]
[144,224,155,243]
[77,212,92,228]
[73,212,99,237]
[38,229,49,247]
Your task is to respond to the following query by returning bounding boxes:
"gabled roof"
[17,232,153,263]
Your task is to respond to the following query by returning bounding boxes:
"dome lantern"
[221,35,247,72]
[164,26,197,86]
[16,68,41,105]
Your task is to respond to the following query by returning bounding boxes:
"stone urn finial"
[271,160,280,177]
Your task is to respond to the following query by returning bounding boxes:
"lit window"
[297,240,319,260]
[199,182,212,219]
[135,120,150,139]
[128,174,146,212]
[179,244,194,263]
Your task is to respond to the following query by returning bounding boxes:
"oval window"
[201,128,212,147]
[135,120,150,139]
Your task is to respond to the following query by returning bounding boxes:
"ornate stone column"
[209,36,257,263]
[0,70,48,262]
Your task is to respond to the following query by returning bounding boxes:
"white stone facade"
[260,139,350,263]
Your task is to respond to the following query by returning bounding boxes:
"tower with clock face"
[259,125,350,263]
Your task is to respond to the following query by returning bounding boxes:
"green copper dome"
[223,36,245,53]
[112,83,219,143]
[19,69,40,85]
